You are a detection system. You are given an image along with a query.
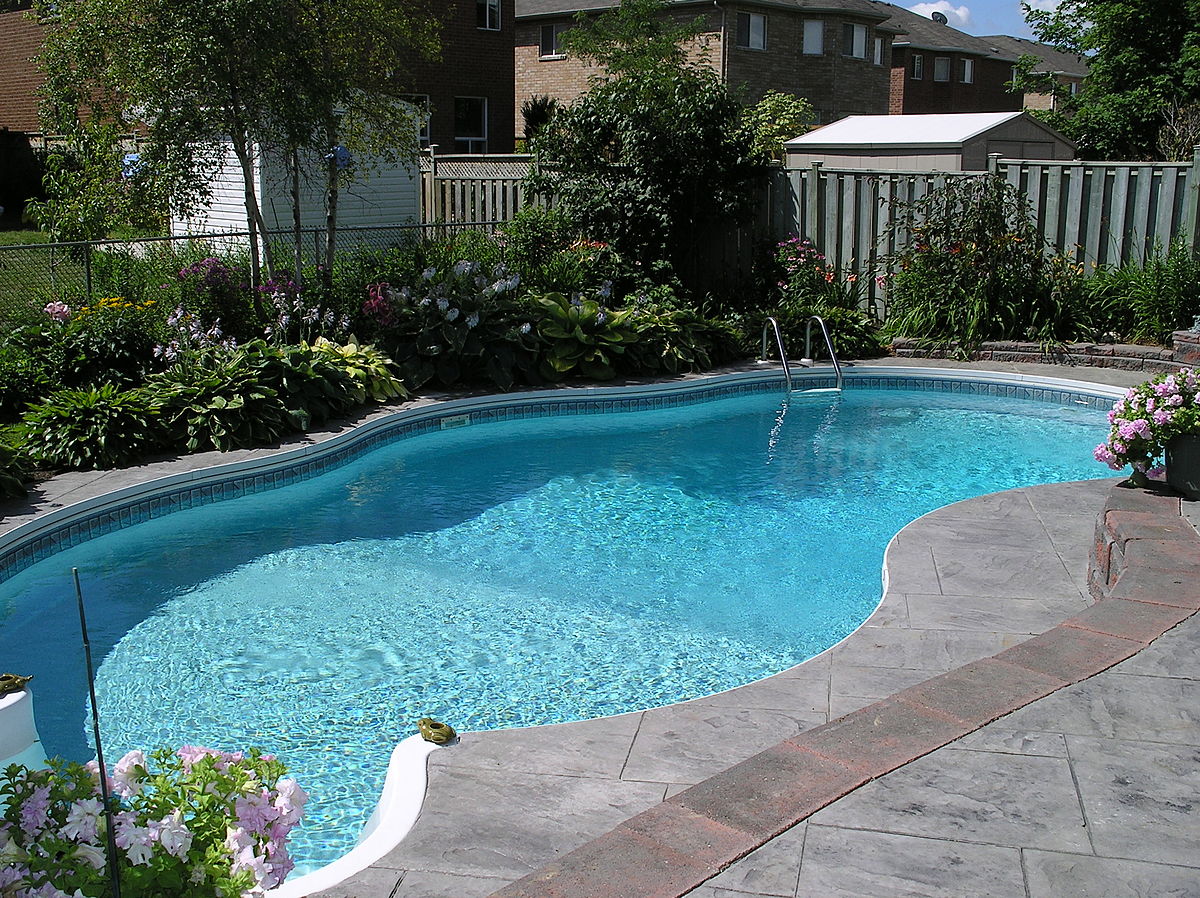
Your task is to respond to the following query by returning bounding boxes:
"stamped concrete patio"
[2,361,1196,898]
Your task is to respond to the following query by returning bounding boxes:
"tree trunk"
[290,147,304,289]
[322,117,338,292]
[228,128,277,286]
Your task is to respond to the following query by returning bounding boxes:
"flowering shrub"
[0,746,305,897]
[43,302,71,323]
[1095,368,1200,476]
[773,237,864,310]
[261,276,352,346]
[176,258,259,342]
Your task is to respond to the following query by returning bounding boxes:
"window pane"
[751,14,765,49]
[912,54,923,79]
[874,36,883,65]
[803,20,823,55]
[962,58,974,83]
[541,23,564,55]
[737,12,749,47]
[455,97,486,139]
[477,0,499,30]
[934,56,950,81]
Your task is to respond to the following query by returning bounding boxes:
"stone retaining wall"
[1089,483,1200,606]
[893,332,1200,373]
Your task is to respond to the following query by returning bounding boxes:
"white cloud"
[908,2,973,29]
[1024,0,1063,10]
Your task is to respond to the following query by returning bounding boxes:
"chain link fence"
[0,222,497,328]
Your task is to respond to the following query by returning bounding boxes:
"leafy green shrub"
[773,304,885,361]
[363,262,540,391]
[0,441,30,498]
[61,295,167,386]
[308,337,408,404]
[1084,240,1200,345]
[623,306,742,375]
[145,352,299,452]
[882,174,1090,352]
[21,384,159,470]
[0,344,53,421]
[235,340,360,427]
[175,256,261,341]
[497,207,576,280]
[534,291,637,381]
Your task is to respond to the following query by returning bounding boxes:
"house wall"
[411,0,516,154]
[0,4,45,132]
[890,48,1021,115]
[1022,73,1084,112]
[172,141,419,237]
[514,3,893,137]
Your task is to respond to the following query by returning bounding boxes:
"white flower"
[453,260,473,276]
[155,810,193,859]
[112,750,146,797]
[519,322,532,334]
[73,842,106,870]
[60,798,102,841]
[466,312,479,329]
[436,297,450,312]
[446,307,460,322]
[422,267,437,280]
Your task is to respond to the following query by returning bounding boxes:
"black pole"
[73,568,123,898]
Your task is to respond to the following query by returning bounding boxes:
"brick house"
[0,0,516,153]
[514,0,906,139]
[981,34,1088,113]
[873,3,1022,115]
[0,1,43,133]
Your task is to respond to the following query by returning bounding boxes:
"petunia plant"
[0,746,305,898]
[1095,368,1200,482]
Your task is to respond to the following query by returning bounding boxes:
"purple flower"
[20,785,51,836]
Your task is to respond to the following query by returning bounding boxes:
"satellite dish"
[931,11,948,23]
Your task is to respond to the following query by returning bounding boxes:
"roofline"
[891,40,1018,62]
[516,0,894,24]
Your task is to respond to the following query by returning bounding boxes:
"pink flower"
[60,797,102,842]
[43,301,71,322]
[112,749,146,797]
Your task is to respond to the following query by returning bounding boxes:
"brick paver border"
[489,483,1197,898]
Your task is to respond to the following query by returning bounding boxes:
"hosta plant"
[0,746,304,897]
[307,337,408,404]
[0,442,29,499]
[235,341,359,427]
[534,292,638,381]
[20,385,159,470]
[145,353,298,453]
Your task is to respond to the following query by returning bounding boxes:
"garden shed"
[170,141,419,238]
[784,111,1075,171]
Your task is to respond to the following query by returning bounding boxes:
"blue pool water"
[0,387,1109,870]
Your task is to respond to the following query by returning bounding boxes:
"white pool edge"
[268,735,439,897]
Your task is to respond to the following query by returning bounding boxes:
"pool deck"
[2,359,1197,898]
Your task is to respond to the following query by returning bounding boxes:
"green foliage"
[1082,240,1200,344]
[623,305,742,375]
[772,305,885,361]
[521,95,561,142]
[307,337,408,404]
[530,66,762,290]
[497,207,578,288]
[1021,0,1200,159]
[882,174,1090,352]
[20,384,159,470]
[0,441,30,498]
[175,256,260,341]
[558,0,706,78]
[363,262,541,391]
[535,291,637,380]
[25,121,167,241]
[0,343,53,422]
[744,91,815,162]
[233,340,359,427]
[145,351,299,453]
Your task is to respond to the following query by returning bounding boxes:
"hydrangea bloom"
[1095,368,1200,477]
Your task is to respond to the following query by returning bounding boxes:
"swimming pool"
[0,370,1116,873]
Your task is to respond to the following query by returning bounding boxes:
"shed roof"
[785,111,1026,149]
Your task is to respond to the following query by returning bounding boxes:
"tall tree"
[531,0,760,291]
[35,0,437,283]
[1021,0,1200,160]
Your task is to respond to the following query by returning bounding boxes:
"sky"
[905,0,1062,39]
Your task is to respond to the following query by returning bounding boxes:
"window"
[540,23,568,57]
[455,97,487,153]
[736,12,766,50]
[477,0,499,31]
[802,20,823,55]
[873,36,883,65]
[403,95,431,147]
[911,53,923,79]
[842,23,866,58]
[933,56,950,81]
[962,58,974,83]
[1069,80,1080,96]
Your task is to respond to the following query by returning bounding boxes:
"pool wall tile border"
[0,367,1124,586]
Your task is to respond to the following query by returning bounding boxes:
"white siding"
[172,139,419,237]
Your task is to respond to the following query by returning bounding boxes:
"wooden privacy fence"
[774,152,1200,292]
[420,153,544,223]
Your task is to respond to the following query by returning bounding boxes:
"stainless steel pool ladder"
[760,315,843,393]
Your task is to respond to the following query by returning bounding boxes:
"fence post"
[987,153,1001,174]
[806,160,823,240]
[1188,145,1200,255]
[84,241,93,303]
